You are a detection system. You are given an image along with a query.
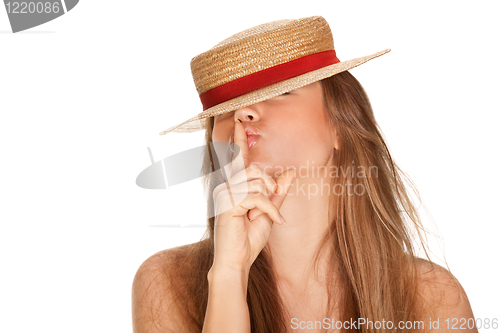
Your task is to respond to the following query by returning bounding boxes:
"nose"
[234,104,261,123]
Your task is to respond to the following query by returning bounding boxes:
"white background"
[1,1,499,332]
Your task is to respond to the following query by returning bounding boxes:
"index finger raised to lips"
[230,120,250,177]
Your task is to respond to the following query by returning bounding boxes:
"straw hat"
[159,16,390,135]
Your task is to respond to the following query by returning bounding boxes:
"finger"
[213,185,247,218]
[247,168,296,222]
[231,120,249,177]
[232,193,284,226]
[214,178,273,217]
[270,168,296,208]
[227,163,277,195]
[213,166,276,210]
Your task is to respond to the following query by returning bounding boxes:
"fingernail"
[280,214,286,225]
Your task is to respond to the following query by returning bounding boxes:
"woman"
[132,16,477,332]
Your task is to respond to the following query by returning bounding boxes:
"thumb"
[270,168,296,208]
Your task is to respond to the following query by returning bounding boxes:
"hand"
[211,120,295,273]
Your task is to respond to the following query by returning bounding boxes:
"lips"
[246,135,260,150]
[229,126,260,151]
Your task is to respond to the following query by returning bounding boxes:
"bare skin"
[212,82,338,293]
[132,82,478,333]
[210,82,339,331]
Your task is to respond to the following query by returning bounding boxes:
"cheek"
[212,121,232,142]
[268,119,322,159]
[294,115,334,159]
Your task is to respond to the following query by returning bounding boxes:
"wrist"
[208,263,251,287]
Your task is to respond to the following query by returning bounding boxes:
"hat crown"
[190,16,334,95]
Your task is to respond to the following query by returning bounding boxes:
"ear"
[325,108,340,150]
[329,121,340,151]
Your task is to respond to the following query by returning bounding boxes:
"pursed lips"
[230,127,260,150]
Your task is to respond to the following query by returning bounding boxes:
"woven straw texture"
[191,16,333,94]
[159,16,390,135]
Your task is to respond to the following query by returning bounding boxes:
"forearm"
[202,265,251,333]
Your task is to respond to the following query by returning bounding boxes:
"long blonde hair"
[164,70,437,332]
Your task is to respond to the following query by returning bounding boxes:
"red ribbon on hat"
[199,50,340,110]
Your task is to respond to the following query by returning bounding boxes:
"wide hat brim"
[159,48,390,135]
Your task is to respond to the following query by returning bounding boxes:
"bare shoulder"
[131,243,200,333]
[414,258,478,332]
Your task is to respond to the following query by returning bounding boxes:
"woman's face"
[212,82,337,178]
